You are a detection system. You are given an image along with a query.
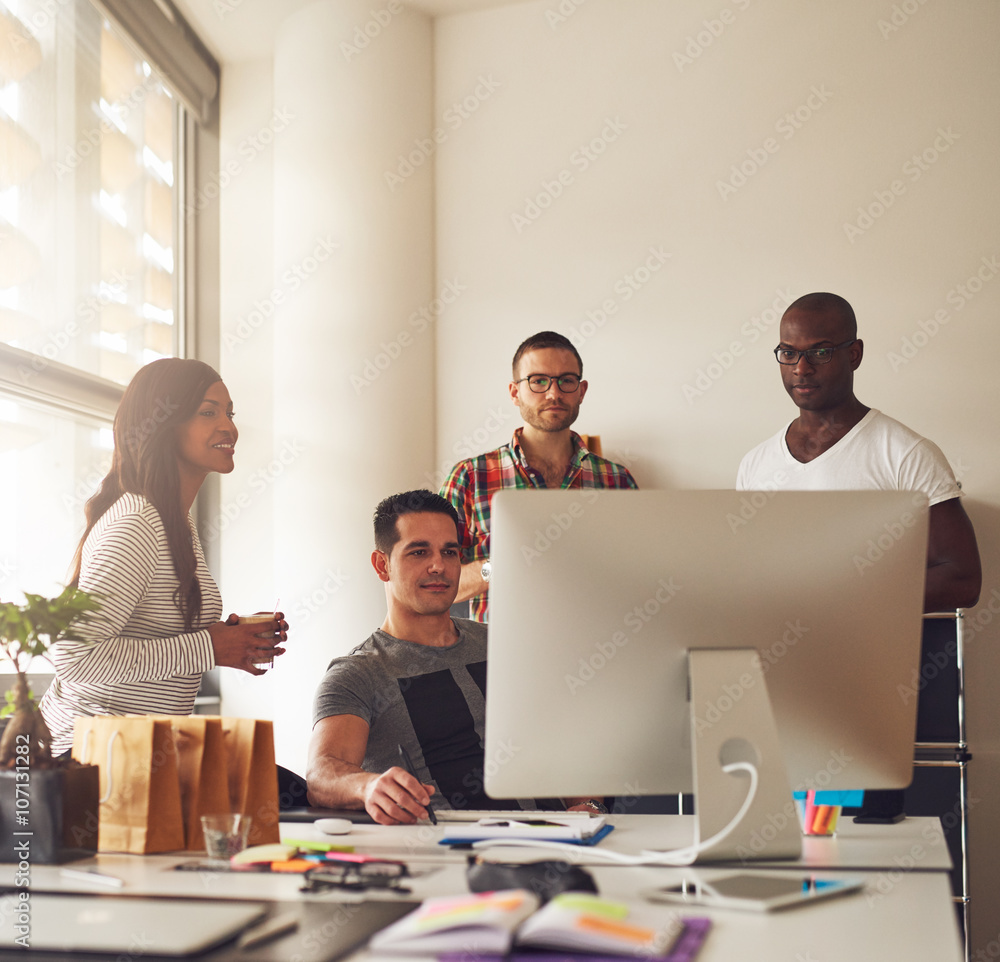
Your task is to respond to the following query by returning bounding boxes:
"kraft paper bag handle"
[80,727,120,804]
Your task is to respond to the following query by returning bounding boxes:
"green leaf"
[0,587,103,671]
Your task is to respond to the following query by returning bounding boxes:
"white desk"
[281,813,954,871]
[0,814,962,961]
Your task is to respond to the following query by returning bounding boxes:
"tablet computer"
[645,873,864,912]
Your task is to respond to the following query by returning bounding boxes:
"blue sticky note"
[793,790,864,806]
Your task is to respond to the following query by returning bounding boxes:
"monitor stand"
[687,648,802,863]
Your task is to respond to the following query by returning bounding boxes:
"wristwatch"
[582,799,608,815]
[481,561,492,583]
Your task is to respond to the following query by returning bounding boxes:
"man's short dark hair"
[511,331,583,379]
[785,292,858,339]
[373,489,461,554]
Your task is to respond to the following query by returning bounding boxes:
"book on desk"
[369,890,710,960]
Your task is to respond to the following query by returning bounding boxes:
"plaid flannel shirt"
[440,428,638,622]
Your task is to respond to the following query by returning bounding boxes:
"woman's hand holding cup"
[209,611,288,675]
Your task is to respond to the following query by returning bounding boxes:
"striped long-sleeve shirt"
[40,492,219,754]
[440,429,638,622]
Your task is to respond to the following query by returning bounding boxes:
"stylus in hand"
[398,744,437,825]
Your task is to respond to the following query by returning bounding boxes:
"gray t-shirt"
[312,619,520,811]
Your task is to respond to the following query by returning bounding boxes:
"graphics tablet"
[281,806,376,824]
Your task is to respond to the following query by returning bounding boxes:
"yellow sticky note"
[551,894,629,919]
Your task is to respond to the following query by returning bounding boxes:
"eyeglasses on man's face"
[515,374,582,394]
[774,339,857,366]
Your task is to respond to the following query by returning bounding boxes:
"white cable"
[471,761,759,866]
[639,761,759,865]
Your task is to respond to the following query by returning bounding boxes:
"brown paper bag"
[165,716,232,850]
[219,717,280,845]
[71,715,185,854]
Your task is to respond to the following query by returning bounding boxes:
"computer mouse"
[314,817,353,835]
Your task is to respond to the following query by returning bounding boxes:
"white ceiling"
[172,0,518,63]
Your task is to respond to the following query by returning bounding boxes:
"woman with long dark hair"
[40,358,287,754]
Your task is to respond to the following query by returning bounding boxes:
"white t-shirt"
[736,409,961,506]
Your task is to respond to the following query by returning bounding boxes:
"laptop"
[0,893,420,960]
[0,894,266,955]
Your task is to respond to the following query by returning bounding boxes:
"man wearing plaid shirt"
[440,331,638,622]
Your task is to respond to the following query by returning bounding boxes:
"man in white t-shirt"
[737,291,981,612]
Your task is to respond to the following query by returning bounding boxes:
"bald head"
[777,292,864,414]
[783,292,857,340]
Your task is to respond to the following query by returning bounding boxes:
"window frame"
[0,0,222,584]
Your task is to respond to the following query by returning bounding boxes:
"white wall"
[216,58,277,620]
[215,2,436,779]
[434,0,998,490]
[212,0,1000,948]
[215,56,281,746]
[431,0,1000,950]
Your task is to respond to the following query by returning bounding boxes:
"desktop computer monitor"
[484,489,928,862]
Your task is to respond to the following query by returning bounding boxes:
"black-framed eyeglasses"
[515,374,582,394]
[300,859,411,894]
[773,339,857,366]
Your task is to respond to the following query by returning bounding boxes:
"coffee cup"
[239,612,276,670]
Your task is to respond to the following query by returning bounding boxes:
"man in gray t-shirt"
[312,616,520,816]
[308,489,604,826]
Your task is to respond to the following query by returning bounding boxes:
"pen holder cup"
[200,813,252,860]
[794,791,841,836]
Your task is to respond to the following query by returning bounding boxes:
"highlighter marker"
[803,790,818,834]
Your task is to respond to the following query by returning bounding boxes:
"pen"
[398,744,437,824]
[60,868,125,888]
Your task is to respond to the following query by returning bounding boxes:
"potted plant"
[0,586,102,863]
